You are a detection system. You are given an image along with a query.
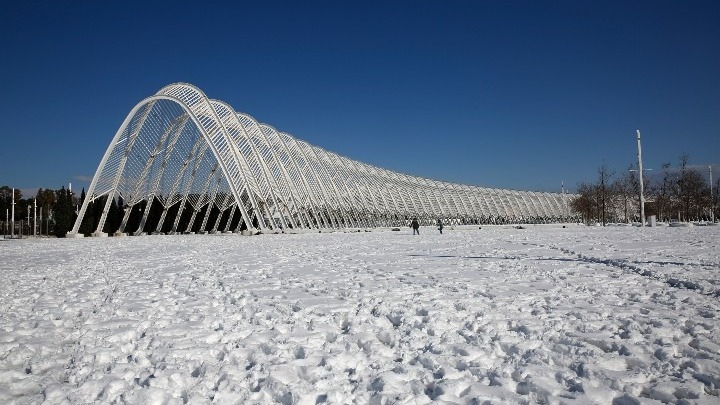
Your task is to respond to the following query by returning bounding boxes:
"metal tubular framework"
[69,83,577,236]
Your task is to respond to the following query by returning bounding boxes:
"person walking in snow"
[437,219,444,234]
[411,218,420,235]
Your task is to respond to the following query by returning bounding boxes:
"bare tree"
[571,182,598,224]
[714,175,720,221]
[674,155,710,221]
[571,164,617,225]
[597,164,615,226]
[614,165,639,223]
[571,155,715,224]
[651,163,673,222]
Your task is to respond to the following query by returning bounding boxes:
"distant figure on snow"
[411,218,420,235]
[437,219,444,234]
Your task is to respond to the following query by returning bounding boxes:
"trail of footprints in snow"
[526,242,719,297]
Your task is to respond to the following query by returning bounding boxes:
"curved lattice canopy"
[70,83,576,236]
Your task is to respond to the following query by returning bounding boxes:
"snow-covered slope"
[1,226,718,404]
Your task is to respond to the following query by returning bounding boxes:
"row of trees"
[1,186,157,237]
[0,186,136,237]
[0,186,76,237]
[571,155,718,225]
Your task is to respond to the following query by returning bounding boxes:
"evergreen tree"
[0,186,12,215]
[113,196,126,234]
[127,201,144,234]
[78,188,94,236]
[38,188,56,236]
[69,187,78,230]
[53,187,73,237]
[92,195,106,233]
[106,197,120,234]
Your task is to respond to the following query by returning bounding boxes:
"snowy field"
[1,225,719,404]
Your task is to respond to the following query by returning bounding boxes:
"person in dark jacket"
[411,218,420,235]
[437,219,444,234]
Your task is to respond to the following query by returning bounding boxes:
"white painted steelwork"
[70,83,577,236]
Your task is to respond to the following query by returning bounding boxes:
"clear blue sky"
[1,0,718,197]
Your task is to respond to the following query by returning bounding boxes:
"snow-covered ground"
[1,225,719,404]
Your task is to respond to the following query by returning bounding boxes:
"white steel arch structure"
[69,83,577,236]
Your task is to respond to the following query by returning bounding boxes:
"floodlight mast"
[561,181,568,219]
[710,165,715,223]
[636,130,645,227]
[11,188,15,238]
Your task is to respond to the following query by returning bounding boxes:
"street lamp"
[635,130,646,226]
[11,188,15,238]
[561,181,567,219]
[710,165,715,223]
[630,166,652,223]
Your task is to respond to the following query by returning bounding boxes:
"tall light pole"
[561,181,565,218]
[11,188,15,238]
[33,199,37,236]
[710,165,715,223]
[636,130,646,227]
